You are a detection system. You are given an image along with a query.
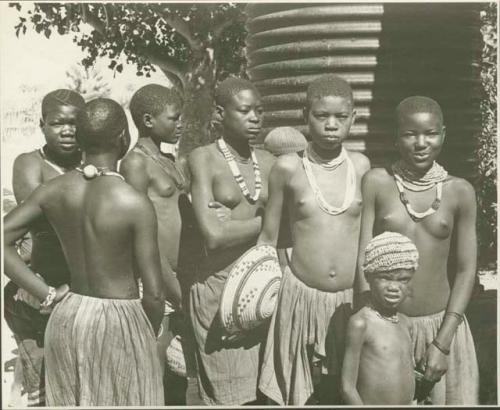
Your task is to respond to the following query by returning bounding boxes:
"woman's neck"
[43,145,81,169]
[222,135,251,161]
[310,142,342,161]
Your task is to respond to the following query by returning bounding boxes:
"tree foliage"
[10,2,249,152]
[477,2,497,267]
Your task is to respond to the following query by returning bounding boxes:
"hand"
[40,284,70,315]
[15,287,41,310]
[419,342,448,382]
[14,273,47,309]
[208,201,231,221]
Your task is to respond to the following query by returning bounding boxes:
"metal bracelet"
[445,311,464,323]
[39,286,56,311]
[431,339,450,355]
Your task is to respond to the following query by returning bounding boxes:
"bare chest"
[212,159,269,211]
[291,163,363,220]
[147,160,183,199]
[377,182,454,240]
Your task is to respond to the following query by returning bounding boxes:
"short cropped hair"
[129,84,183,131]
[77,98,128,152]
[396,96,443,123]
[215,77,260,107]
[41,89,86,119]
[306,74,353,108]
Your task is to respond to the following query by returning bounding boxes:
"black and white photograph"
[1,1,497,407]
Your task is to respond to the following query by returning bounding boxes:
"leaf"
[116,63,123,73]
[44,28,52,38]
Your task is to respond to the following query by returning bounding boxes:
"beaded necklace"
[76,164,125,181]
[217,138,262,204]
[392,160,448,192]
[392,161,447,222]
[306,143,346,171]
[302,144,356,215]
[367,304,399,324]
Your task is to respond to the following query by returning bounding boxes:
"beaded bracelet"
[432,339,450,355]
[445,311,464,323]
[39,286,56,313]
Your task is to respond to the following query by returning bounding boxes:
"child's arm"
[341,314,367,405]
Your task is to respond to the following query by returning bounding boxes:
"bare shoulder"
[447,175,476,197]
[108,180,155,213]
[362,166,391,186]
[120,149,147,171]
[188,144,217,167]
[273,152,302,177]
[255,147,277,166]
[13,150,42,171]
[348,307,369,332]
[347,150,371,173]
[398,313,413,335]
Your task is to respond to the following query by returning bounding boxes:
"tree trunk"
[178,56,216,159]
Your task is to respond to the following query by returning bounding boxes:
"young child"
[258,74,370,405]
[342,231,419,405]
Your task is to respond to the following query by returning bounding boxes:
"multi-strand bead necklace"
[302,143,356,216]
[392,160,448,222]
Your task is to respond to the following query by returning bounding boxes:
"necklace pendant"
[82,164,99,179]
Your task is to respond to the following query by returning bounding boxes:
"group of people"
[3,73,479,407]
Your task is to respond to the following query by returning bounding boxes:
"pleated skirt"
[258,266,353,405]
[409,310,479,405]
[44,292,164,406]
[190,266,263,405]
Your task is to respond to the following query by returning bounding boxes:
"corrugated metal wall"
[245,3,482,177]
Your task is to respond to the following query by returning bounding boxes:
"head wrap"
[363,231,419,275]
[264,127,308,156]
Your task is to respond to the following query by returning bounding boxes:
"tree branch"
[156,8,202,52]
[143,50,187,89]
[80,4,105,37]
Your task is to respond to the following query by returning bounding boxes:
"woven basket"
[219,244,282,335]
[166,335,187,378]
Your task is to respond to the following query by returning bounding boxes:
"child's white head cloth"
[363,231,419,275]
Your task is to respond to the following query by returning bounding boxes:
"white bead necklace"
[302,144,356,216]
[217,138,262,204]
[392,161,447,222]
[394,174,442,222]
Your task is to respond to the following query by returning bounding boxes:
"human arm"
[355,170,378,309]
[132,195,166,335]
[341,314,367,405]
[258,156,294,246]
[12,152,43,203]
[421,180,477,381]
[188,147,262,251]
[4,186,69,303]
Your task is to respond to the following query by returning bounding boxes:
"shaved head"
[129,84,183,131]
[306,74,353,108]
[396,96,443,123]
[215,77,260,107]
[41,89,85,119]
[78,98,129,153]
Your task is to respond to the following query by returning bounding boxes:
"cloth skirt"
[409,310,479,405]
[44,292,164,406]
[258,266,353,405]
[190,264,263,405]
